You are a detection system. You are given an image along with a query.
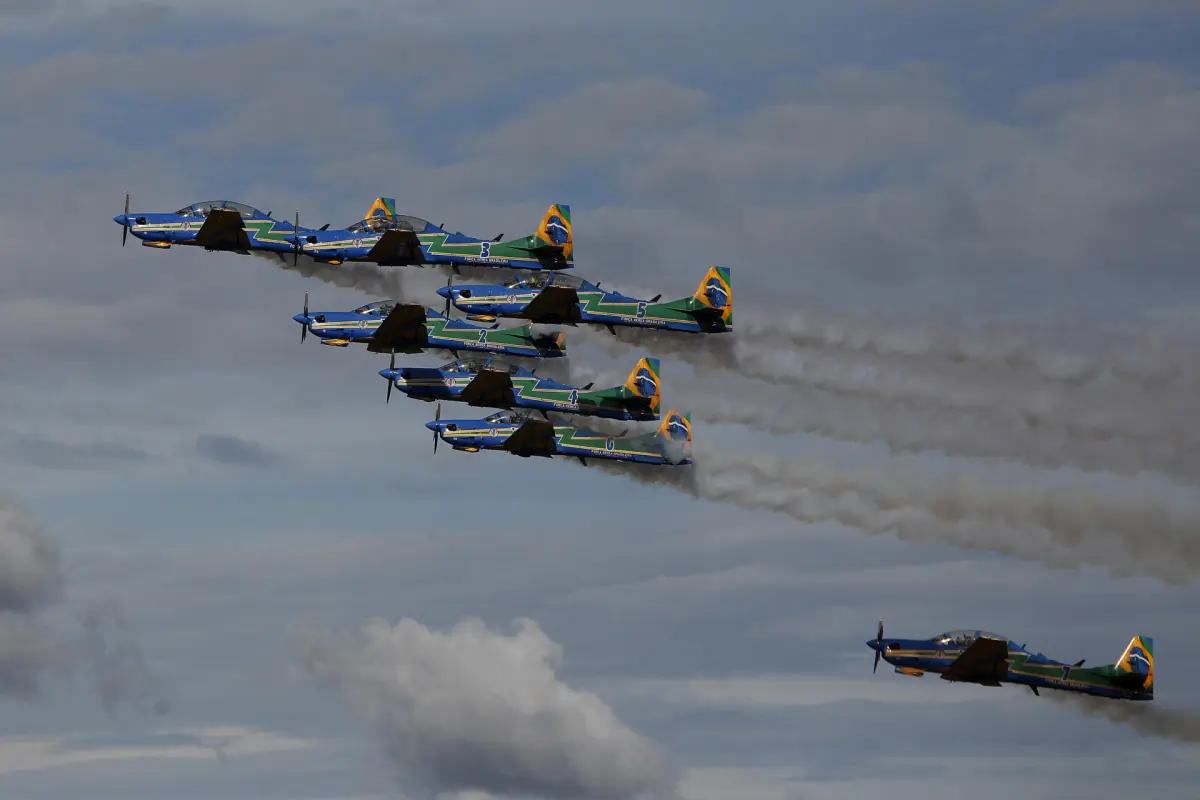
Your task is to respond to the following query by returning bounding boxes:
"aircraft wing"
[500,419,558,457]
[366,230,424,266]
[521,286,580,322]
[366,304,428,353]
[944,638,1009,685]
[194,209,252,250]
[459,369,515,408]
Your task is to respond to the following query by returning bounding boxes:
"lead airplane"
[293,197,573,271]
[424,406,692,466]
[867,621,1153,701]
[113,193,321,262]
[293,293,567,359]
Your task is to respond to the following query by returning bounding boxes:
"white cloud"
[296,616,678,800]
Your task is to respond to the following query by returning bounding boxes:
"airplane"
[424,405,693,466]
[292,293,567,359]
[112,193,324,263]
[866,621,1154,702]
[291,197,573,271]
[379,354,661,422]
[437,265,732,335]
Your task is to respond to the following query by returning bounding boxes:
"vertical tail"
[623,357,661,416]
[691,266,732,329]
[1115,635,1154,693]
[364,197,397,220]
[656,409,692,443]
[532,204,573,264]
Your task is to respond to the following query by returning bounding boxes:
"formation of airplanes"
[114,195,1153,705]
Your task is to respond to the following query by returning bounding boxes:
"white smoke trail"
[565,355,1200,484]
[581,446,1200,584]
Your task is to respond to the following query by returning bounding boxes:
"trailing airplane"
[293,197,573,270]
[867,621,1153,701]
[437,265,732,334]
[293,293,566,359]
[380,355,661,421]
[424,406,693,466]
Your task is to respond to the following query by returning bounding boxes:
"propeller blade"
[301,290,309,343]
[873,619,883,674]
[432,402,442,454]
[122,192,129,247]
[444,274,453,316]
[387,351,395,404]
[293,211,300,266]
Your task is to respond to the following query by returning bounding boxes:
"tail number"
[569,390,578,405]
[478,329,488,343]
[480,242,491,258]
[636,302,647,319]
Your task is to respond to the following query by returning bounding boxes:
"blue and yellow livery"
[438,266,732,334]
[113,193,317,261]
[867,621,1154,702]
[381,355,661,421]
[425,406,692,466]
[294,197,573,271]
[293,294,566,359]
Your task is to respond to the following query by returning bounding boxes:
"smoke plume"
[581,447,1200,583]
[1045,692,1200,743]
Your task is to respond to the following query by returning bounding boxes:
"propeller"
[386,351,395,404]
[293,210,300,266]
[300,291,309,343]
[873,619,884,674]
[432,402,442,454]
[122,192,129,247]
[443,273,453,316]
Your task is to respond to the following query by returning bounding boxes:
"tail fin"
[531,204,573,264]
[364,197,397,220]
[692,266,732,328]
[623,357,661,415]
[656,409,692,443]
[1114,635,1154,693]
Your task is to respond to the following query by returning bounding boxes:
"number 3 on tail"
[480,242,491,258]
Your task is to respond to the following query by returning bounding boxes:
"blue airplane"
[379,353,661,422]
[437,266,732,335]
[867,621,1154,701]
[424,405,693,466]
[293,293,567,359]
[113,193,324,263]
[292,197,573,270]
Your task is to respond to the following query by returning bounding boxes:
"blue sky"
[0,1,1199,798]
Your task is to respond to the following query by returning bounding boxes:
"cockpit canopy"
[345,214,436,235]
[352,301,397,316]
[503,272,585,291]
[175,201,265,218]
[484,410,526,425]
[440,356,523,374]
[931,630,1008,646]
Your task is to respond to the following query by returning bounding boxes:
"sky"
[1,1,1199,798]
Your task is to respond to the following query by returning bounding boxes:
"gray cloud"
[0,431,152,471]
[0,501,64,614]
[77,598,169,717]
[194,434,281,469]
[295,616,678,800]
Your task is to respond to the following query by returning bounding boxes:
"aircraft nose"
[292,313,308,325]
[435,286,451,299]
[866,640,883,651]
[113,214,128,226]
[379,368,396,381]
[425,421,440,432]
